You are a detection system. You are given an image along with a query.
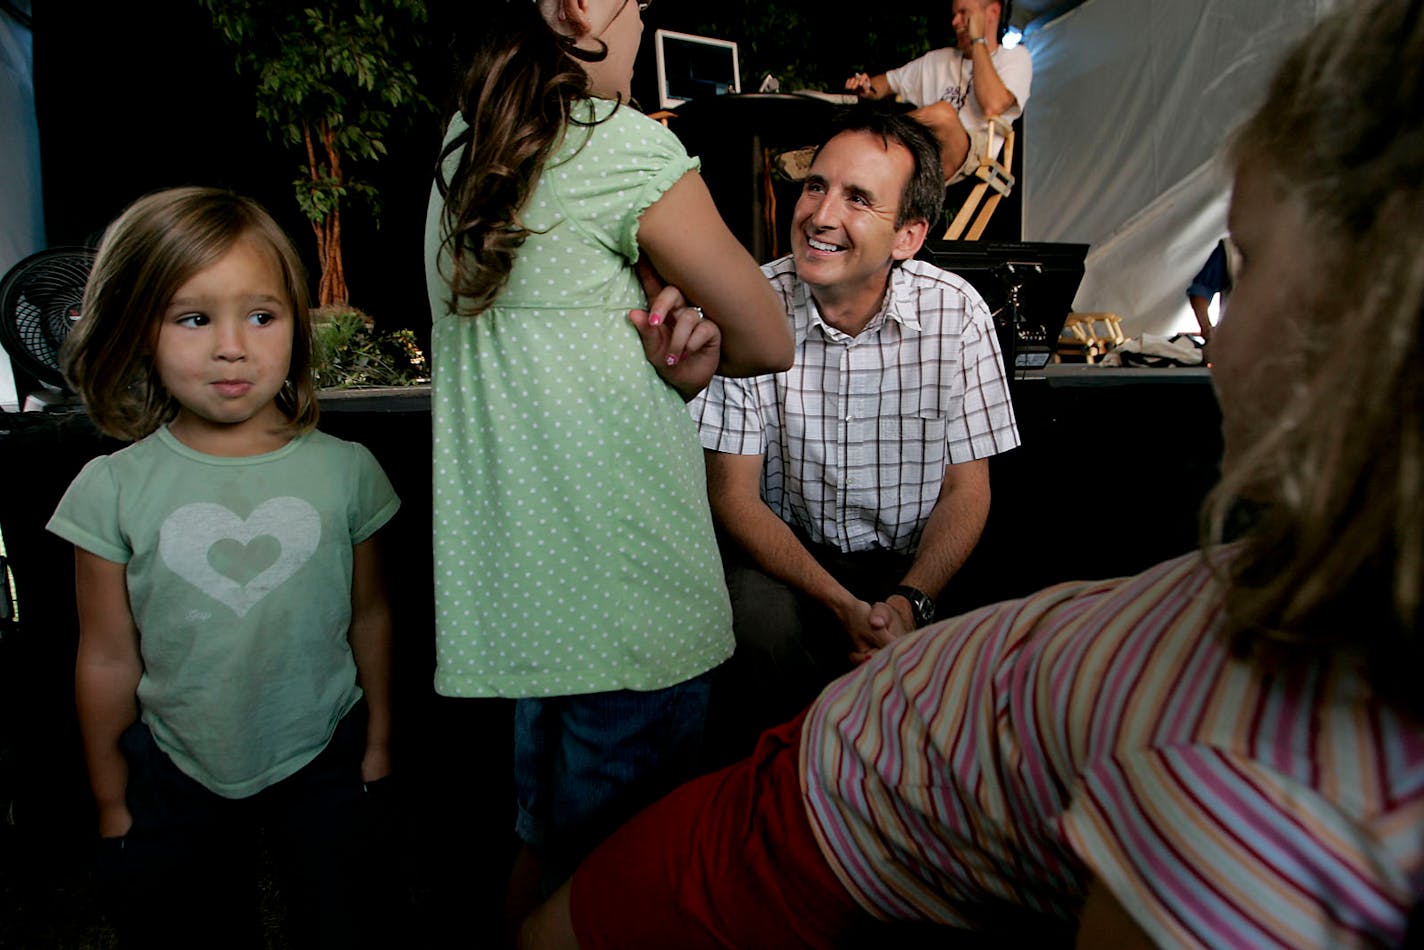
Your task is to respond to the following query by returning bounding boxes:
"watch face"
[897,586,934,626]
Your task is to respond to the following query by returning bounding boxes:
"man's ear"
[893,218,930,261]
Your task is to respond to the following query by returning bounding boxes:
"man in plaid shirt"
[691,109,1020,758]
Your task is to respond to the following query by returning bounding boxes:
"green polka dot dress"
[424,99,734,698]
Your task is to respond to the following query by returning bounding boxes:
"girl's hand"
[629,305,723,401]
[361,743,393,783]
[631,257,722,400]
[97,801,133,839]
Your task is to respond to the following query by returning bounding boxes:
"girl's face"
[1211,161,1318,478]
[154,234,295,455]
[576,0,644,100]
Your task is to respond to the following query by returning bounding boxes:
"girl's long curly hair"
[434,0,615,317]
[1203,0,1424,717]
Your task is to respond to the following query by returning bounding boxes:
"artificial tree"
[200,0,431,308]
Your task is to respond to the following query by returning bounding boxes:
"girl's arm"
[629,258,723,400]
[1075,878,1154,948]
[638,170,794,378]
[73,548,142,838]
[348,535,393,783]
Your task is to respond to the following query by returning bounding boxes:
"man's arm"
[844,71,895,100]
[705,450,883,654]
[966,10,1017,116]
[872,458,992,638]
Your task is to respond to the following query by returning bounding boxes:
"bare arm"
[899,458,990,601]
[705,450,881,654]
[1189,294,1214,340]
[844,72,895,100]
[966,10,1017,116]
[629,259,725,400]
[866,458,992,646]
[638,171,793,377]
[348,536,393,782]
[73,548,142,839]
[1076,878,1156,949]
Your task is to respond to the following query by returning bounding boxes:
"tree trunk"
[304,122,350,308]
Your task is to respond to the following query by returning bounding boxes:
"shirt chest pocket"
[865,352,952,462]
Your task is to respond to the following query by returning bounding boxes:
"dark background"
[31,0,1016,363]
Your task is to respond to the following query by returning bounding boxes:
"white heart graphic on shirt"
[158,497,321,617]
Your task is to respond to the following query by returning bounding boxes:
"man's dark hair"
[811,107,946,228]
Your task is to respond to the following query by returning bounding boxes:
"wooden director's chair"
[942,115,1016,241]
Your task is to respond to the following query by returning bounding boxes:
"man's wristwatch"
[892,585,936,628]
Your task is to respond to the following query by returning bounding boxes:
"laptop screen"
[654,29,741,111]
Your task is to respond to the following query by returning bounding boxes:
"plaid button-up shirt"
[691,256,1020,555]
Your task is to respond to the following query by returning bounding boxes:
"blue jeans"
[513,673,712,892]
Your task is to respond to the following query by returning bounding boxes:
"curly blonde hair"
[1204,0,1424,712]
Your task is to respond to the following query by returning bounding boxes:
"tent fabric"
[1022,0,1335,338]
[1,3,43,410]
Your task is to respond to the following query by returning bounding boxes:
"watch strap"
[892,585,936,627]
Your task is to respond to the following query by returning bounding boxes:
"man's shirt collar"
[796,265,925,346]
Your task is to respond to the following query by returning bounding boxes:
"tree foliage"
[200,0,432,308]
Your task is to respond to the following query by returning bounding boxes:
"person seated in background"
[690,107,1020,766]
[519,0,1424,944]
[1186,237,1239,341]
[845,0,1031,184]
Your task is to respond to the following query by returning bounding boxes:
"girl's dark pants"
[94,700,400,949]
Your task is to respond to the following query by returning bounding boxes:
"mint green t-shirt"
[47,427,400,798]
[424,99,734,698]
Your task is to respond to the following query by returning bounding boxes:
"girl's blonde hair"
[1204,0,1424,712]
[62,186,319,441]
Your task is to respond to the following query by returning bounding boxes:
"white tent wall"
[1022,0,1334,339]
[1,1,43,410]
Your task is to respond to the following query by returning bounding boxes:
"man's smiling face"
[791,129,921,302]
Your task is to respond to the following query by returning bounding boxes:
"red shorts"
[569,712,871,948]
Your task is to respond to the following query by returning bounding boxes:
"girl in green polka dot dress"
[423,0,795,925]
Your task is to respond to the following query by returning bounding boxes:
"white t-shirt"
[887,44,1033,132]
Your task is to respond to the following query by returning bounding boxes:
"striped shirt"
[690,256,1020,555]
[801,549,1424,946]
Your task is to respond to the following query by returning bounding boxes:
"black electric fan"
[0,246,94,410]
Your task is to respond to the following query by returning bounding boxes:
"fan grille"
[0,247,95,392]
